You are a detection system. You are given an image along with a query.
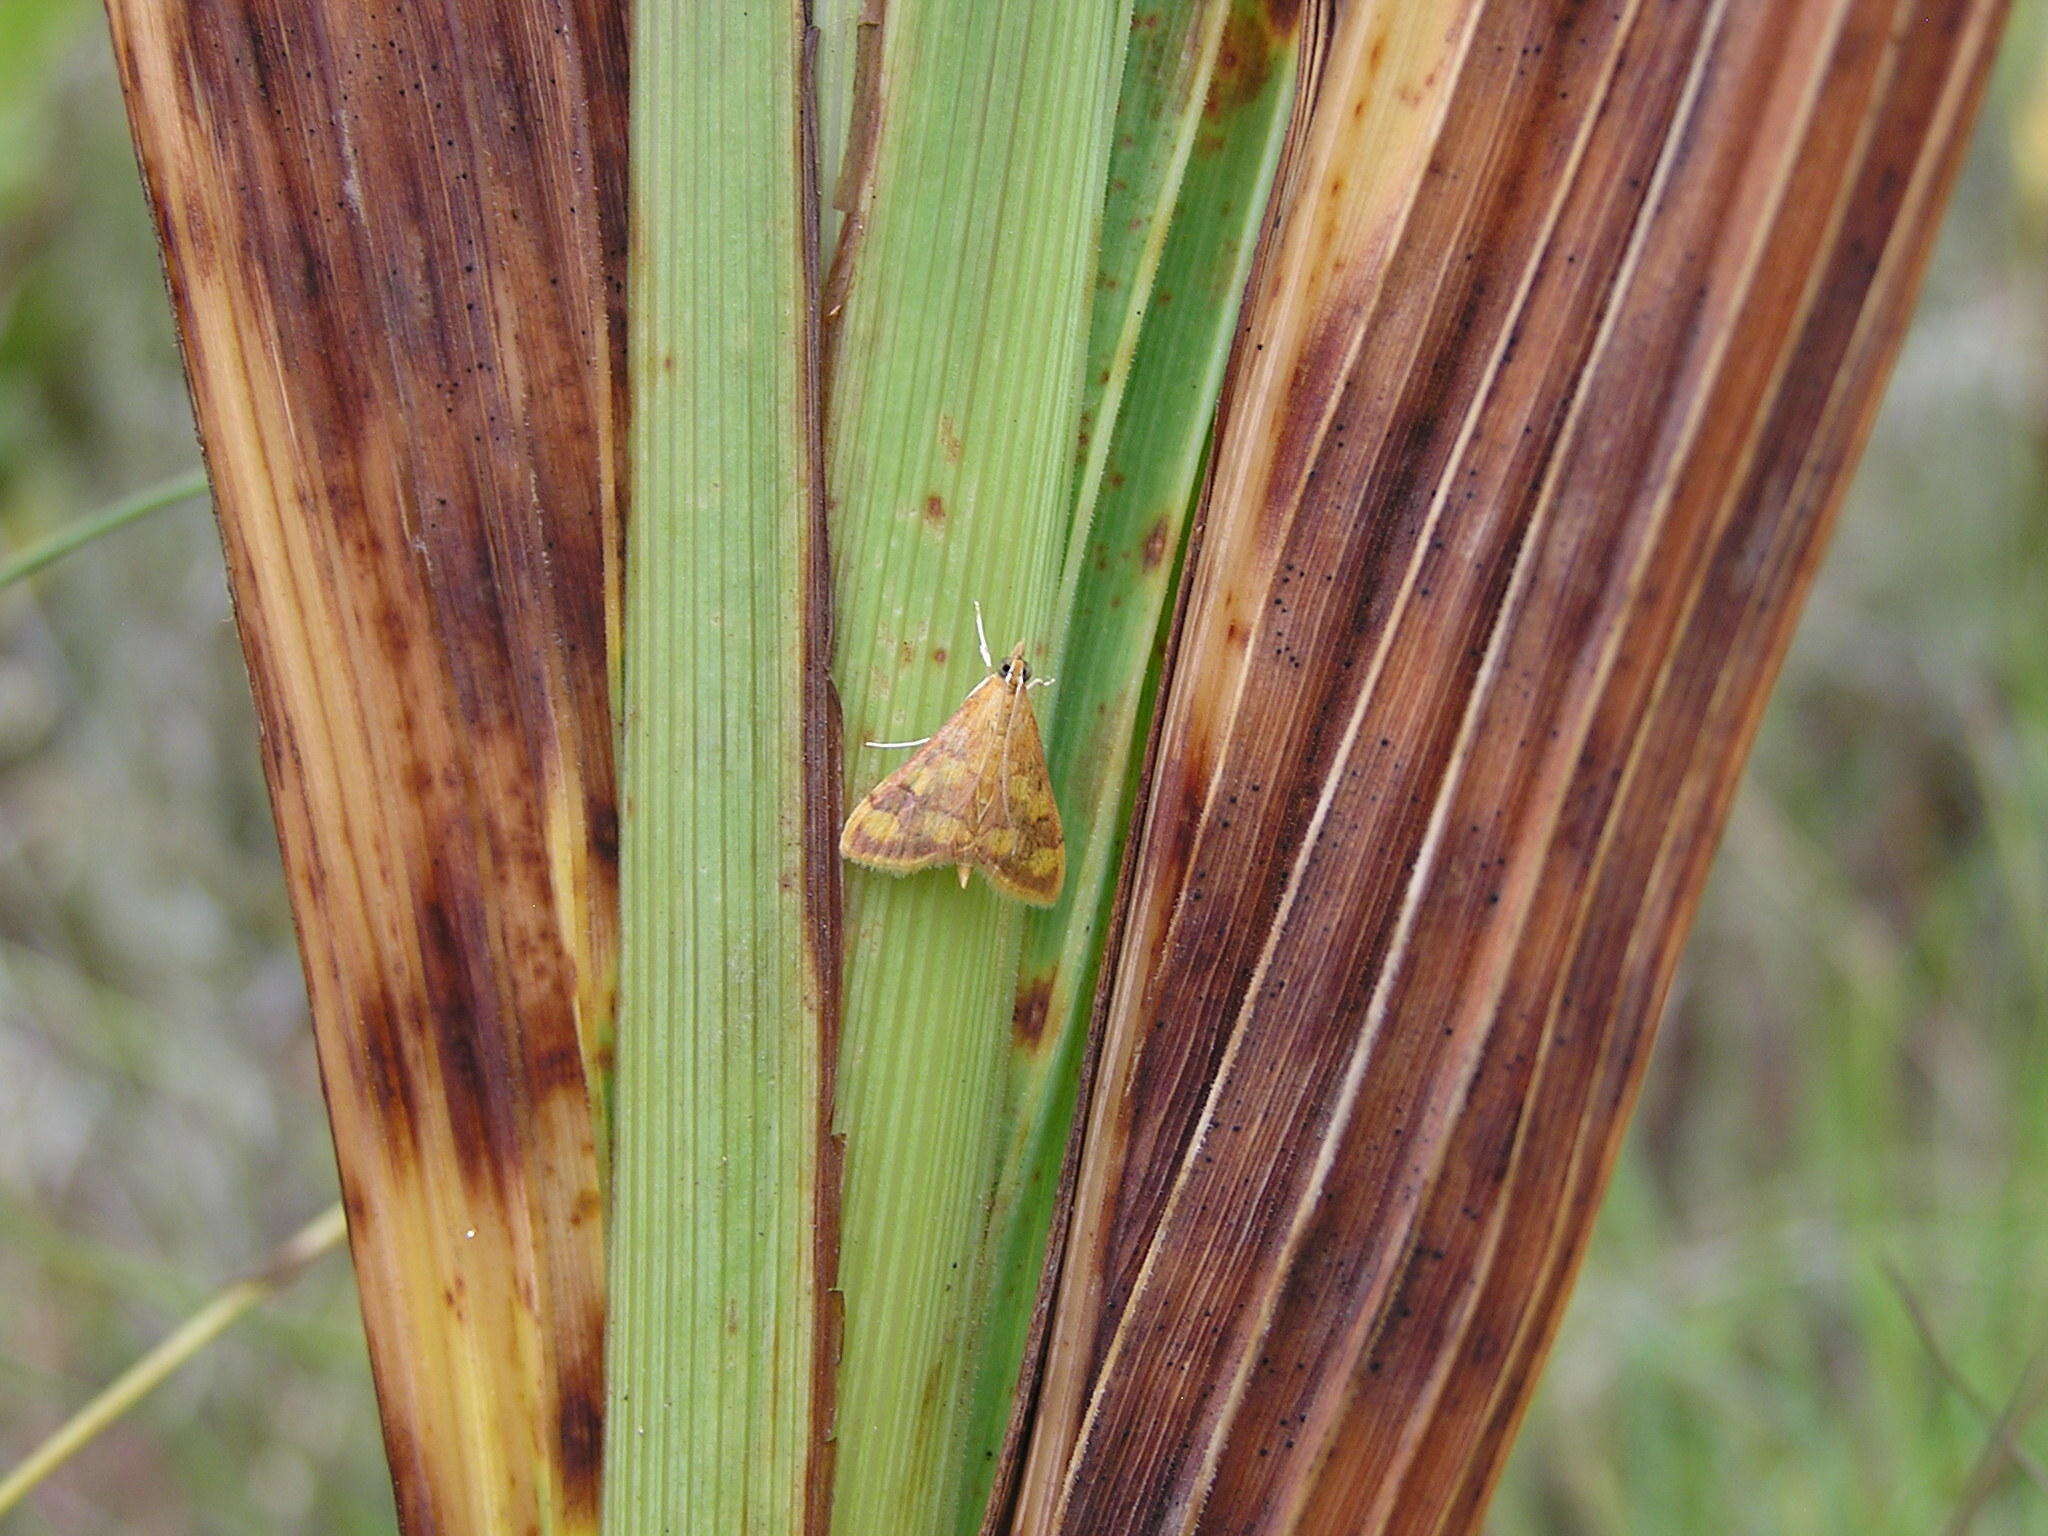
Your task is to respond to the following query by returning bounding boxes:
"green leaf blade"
[603,5,834,1534]
[823,4,1133,1534]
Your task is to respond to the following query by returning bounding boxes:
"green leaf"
[601,5,835,1534]
[822,3,1132,1533]
[825,3,1297,1532]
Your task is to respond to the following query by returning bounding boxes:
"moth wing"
[840,682,1000,875]
[970,689,1065,906]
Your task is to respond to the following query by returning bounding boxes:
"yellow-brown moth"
[840,609,1065,906]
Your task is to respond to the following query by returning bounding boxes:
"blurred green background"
[0,2,2043,1532]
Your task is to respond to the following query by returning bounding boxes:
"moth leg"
[865,735,932,750]
[974,600,993,670]
[957,865,971,889]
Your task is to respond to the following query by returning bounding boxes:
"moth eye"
[999,662,1012,678]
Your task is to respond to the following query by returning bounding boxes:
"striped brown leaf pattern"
[1018,1,2008,1532]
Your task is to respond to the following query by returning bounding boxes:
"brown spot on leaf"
[1207,8,1277,121]
[1012,976,1054,1049]
[1140,517,1170,571]
[938,414,964,462]
[924,493,946,527]
[529,1039,588,1099]
[589,796,620,867]
[556,1378,604,1517]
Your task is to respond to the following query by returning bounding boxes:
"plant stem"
[0,1205,345,1519]
[0,470,209,591]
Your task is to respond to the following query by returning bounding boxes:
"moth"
[840,606,1065,905]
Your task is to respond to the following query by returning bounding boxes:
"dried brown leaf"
[1022,1,2008,1532]
[104,4,625,1532]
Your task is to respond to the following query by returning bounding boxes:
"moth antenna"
[865,735,932,750]
[974,600,993,670]
[1028,674,1055,689]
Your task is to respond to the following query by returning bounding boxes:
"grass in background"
[0,2,2042,1532]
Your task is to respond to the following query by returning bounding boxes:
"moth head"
[998,642,1031,687]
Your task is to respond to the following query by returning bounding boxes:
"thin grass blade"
[0,470,207,590]
[0,1207,345,1519]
